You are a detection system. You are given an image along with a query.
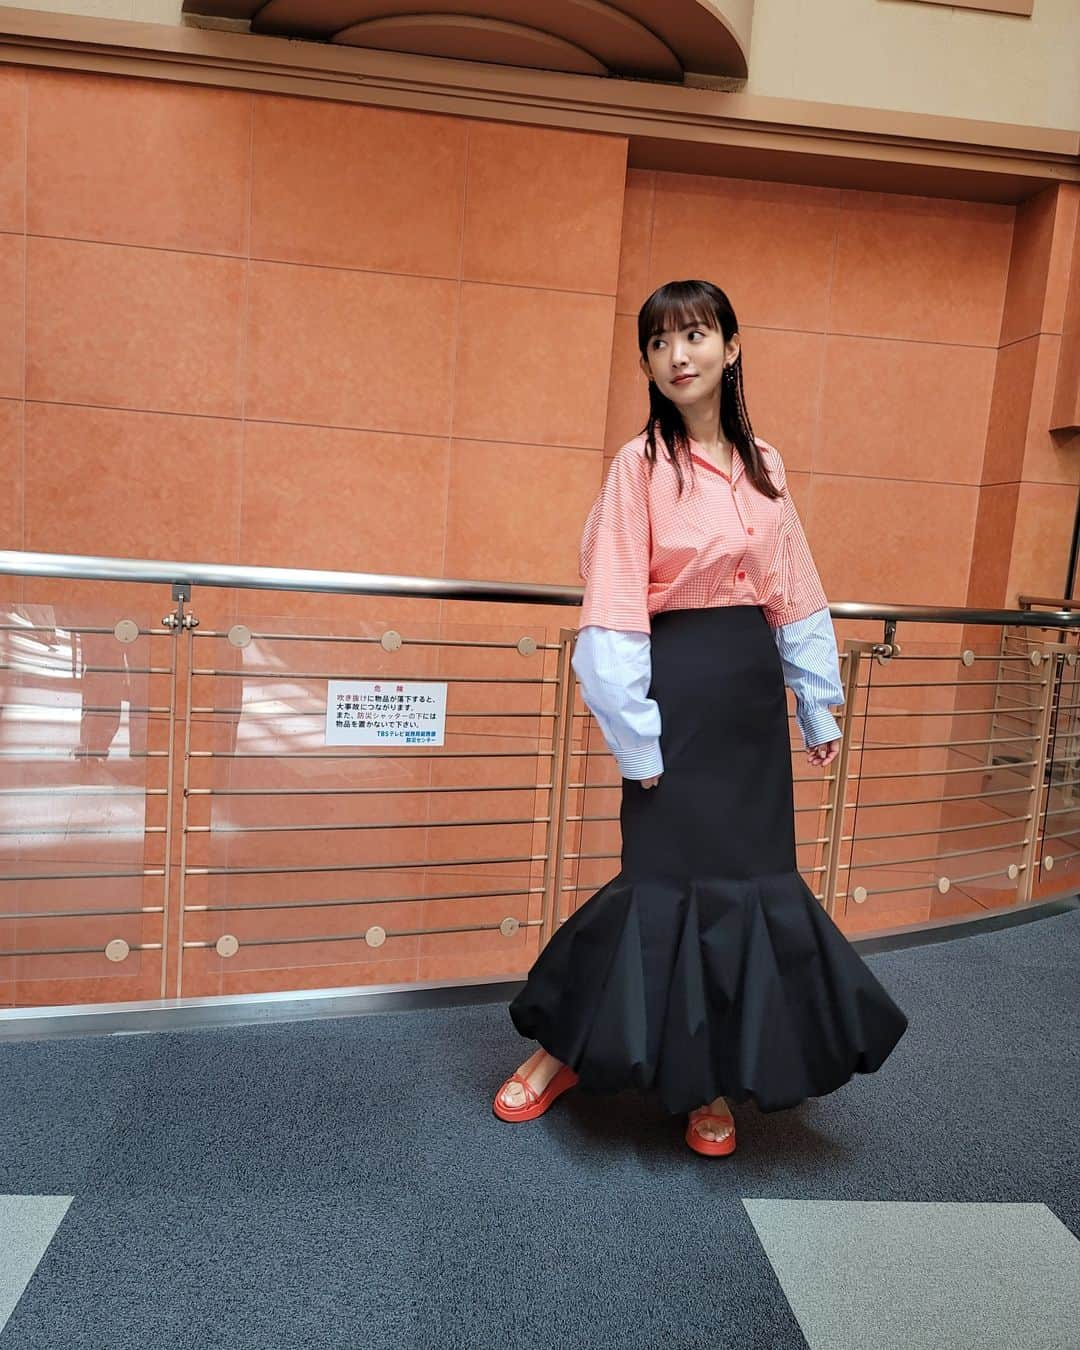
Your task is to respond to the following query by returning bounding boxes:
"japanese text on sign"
[325,679,448,746]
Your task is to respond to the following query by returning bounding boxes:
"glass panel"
[562,703,620,925]
[839,627,1037,936]
[178,607,560,998]
[1040,640,1080,890]
[0,603,170,1008]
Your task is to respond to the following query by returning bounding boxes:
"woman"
[493,279,908,1157]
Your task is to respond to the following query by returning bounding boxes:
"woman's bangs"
[642,292,719,344]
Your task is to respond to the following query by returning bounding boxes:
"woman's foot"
[496,1048,565,1110]
[688,1096,735,1143]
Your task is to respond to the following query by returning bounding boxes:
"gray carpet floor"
[1,909,1078,1349]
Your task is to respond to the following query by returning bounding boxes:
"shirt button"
[737,571,746,580]
[746,526,755,535]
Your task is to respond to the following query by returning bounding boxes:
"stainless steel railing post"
[539,630,578,949]
[820,642,865,921]
[1017,643,1066,904]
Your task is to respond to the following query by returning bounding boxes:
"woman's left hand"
[806,739,839,768]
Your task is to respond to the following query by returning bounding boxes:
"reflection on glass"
[0,603,160,1004]
[0,608,149,847]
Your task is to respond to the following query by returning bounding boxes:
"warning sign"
[325,680,447,746]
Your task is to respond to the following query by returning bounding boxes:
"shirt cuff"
[613,740,665,780]
[798,705,843,749]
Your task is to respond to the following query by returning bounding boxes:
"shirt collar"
[688,439,744,483]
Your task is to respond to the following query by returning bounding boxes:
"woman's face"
[639,316,740,409]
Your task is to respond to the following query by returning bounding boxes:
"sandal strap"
[505,1072,540,1107]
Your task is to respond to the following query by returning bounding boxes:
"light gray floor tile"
[0,1195,73,1333]
[743,1199,1080,1350]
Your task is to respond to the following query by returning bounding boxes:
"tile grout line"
[19,71,28,559]
[644,170,656,311]
[812,208,842,482]
[601,158,636,461]
[11,398,617,457]
[15,229,621,300]
[440,123,470,585]
[235,93,255,577]
[14,391,1070,492]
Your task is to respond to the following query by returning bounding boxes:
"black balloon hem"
[507,868,908,1118]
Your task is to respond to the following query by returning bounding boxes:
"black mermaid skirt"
[509,604,908,1117]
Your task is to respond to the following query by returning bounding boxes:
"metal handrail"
[1017,595,1080,611]
[0,550,581,606]
[3,550,1080,629]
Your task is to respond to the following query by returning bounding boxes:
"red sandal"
[685,1106,737,1157]
[492,1063,580,1122]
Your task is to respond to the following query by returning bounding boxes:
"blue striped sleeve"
[772,606,845,747]
[570,626,664,780]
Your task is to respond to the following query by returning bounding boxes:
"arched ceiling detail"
[336,16,611,78]
[181,0,752,82]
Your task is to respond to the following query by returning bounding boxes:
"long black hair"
[637,280,781,501]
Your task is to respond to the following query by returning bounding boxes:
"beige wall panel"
[7,1,139,15]
[745,0,1079,132]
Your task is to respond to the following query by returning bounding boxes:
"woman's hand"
[806,739,839,768]
[640,774,662,789]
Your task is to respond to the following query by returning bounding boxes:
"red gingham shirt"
[579,435,827,632]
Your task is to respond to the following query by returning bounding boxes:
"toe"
[690,1114,732,1143]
